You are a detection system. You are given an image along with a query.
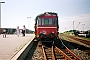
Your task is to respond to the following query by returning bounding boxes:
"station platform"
[0,34,35,60]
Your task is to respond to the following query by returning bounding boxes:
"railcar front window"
[49,18,52,24]
[44,18,49,25]
[42,18,52,25]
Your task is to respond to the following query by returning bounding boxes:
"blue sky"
[1,0,90,32]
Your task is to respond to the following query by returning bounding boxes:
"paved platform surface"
[0,34,35,60]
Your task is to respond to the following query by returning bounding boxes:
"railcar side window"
[54,18,57,26]
[42,18,44,25]
[37,18,41,25]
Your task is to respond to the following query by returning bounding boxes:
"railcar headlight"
[40,31,46,35]
[52,31,54,33]
[40,31,42,33]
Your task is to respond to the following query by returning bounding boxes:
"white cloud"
[59,14,90,33]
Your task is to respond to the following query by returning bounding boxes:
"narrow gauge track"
[61,34,90,46]
[42,42,81,60]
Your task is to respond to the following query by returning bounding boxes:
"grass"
[83,38,90,41]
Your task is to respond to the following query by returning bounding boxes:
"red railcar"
[34,12,59,42]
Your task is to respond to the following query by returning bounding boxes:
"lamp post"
[0,1,5,28]
[82,24,85,31]
[27,17,31,29]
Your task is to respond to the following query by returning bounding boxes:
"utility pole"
[76,22,81,30]
[0,1,5,28]
[73,21,75,33]
[82,24,85,31]
[73,21,75,30]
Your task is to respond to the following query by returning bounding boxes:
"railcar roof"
[35,12,58,20]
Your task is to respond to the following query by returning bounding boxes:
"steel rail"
[66,47,81,60]
[42,45,47,60]
[42,44,81,60]
[55,46,72,60]
[41,37,81,60]
[62,34,90,46]
[59,37,81,60]
[41,44,55,60]
[52,46,55,60]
